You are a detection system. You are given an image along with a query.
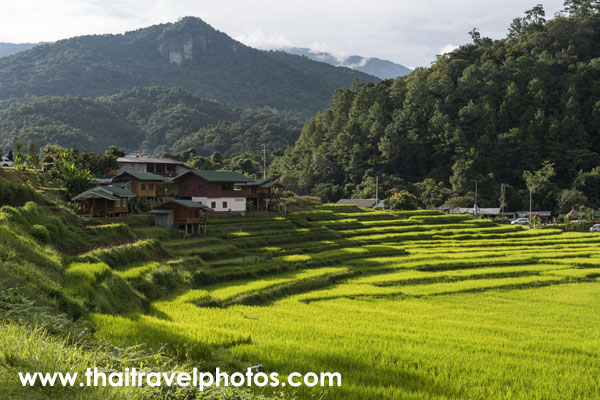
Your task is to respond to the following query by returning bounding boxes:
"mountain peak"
[0,19,378,115]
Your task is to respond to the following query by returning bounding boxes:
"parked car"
[0,156,13,167]
[590,224,600,233]
[511,217,530,225]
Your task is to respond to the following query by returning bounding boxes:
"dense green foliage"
[0,17,377,115]
[275,8,600,211]
[0,87,304,155]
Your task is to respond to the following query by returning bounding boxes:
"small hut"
[72,186,135,217]
[240,179,286,211]
[150,199,212,236]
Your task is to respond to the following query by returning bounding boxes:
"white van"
[0,156,14,167]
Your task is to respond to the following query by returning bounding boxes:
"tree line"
[272,2,600,214]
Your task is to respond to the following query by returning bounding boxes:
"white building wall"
[192,197,246,212]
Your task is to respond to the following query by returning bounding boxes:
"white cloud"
[439,44,459,55]
[234,28,292,50]
[305,42,350,64]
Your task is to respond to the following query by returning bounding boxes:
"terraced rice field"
[90,205,600,399]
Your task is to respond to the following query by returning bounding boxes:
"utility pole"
[262,144,267,180]
[529,187,533,222]
[500,183,511,214]
[375,176,379,205]
[473,180,480,219]
[500,183,505,214]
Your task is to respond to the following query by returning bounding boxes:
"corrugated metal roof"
[103,186,136,197]
[149,208,176,214]
[113,171,173,182]
[71,185,135,201]
[117,157,186,165]
[111,180,131,187]
[153,199,213,211]
[235,179,285,188]
[243,179,269,186]
[175,170,253,183]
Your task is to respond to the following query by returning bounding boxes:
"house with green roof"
[112,171,176,200]
[71,185,136,217]
[173,170,253,212]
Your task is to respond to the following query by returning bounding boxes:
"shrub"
[78,239,168,268]
[385,191,419,210]
[0,180,37,207]
[30,224,50,243]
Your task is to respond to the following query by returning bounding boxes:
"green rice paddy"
[86,206,600,399]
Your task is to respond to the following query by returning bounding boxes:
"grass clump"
[78,239,167,268]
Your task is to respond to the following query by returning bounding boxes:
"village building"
[517,211,552,223]
[238,179,286,211]
[116,156,189,178]
[111,171,176,200]
[71,185,135,217]
[173,170,253,212]
[150,199,211,236]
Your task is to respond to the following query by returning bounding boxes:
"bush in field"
[55,153,92,199]
[1,202,87,251]
[78,239,167,268]
[0,179,37,207]
[65,262,111,299]
[30,224,50,243]
[385,191,419,210]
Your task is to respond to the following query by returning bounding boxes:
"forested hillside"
[0,17,377,115]
[0,87,304,155]
[275,4,600,212]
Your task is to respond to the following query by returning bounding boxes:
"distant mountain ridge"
[0,17,378,115]
[282,47,411,79]
[0,42,38,58]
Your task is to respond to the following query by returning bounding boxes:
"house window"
[183,184,188,191]
[222,183,234,191]
[123,198,127,207]
[141,183,146,190]
[198,183,203,190]
[188,210,194,217]
[149,184,154,190]
[211,184,218,191]
[222,201,228,209]
[211,201,216,208]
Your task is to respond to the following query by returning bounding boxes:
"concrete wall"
[192,196,246,212]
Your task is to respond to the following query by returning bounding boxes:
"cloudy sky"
[0,0,565,67]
